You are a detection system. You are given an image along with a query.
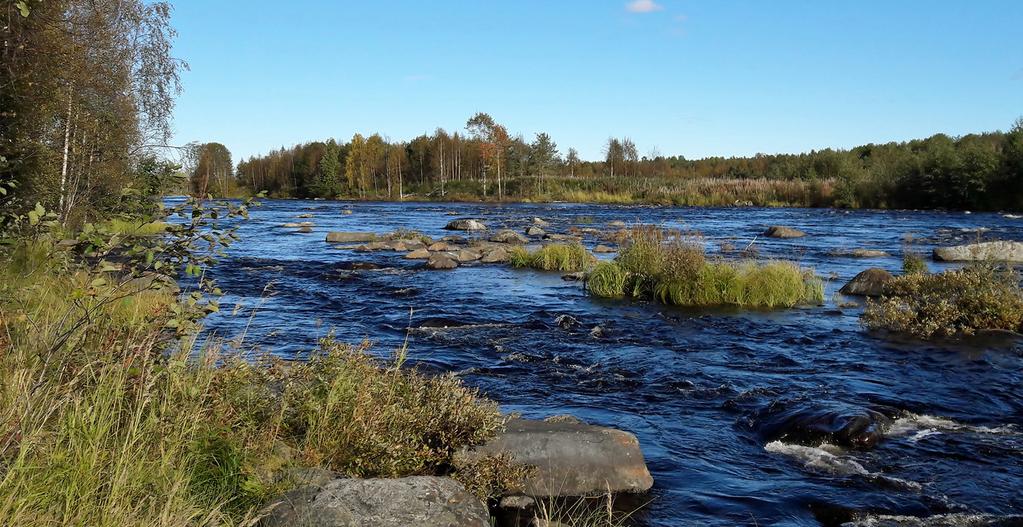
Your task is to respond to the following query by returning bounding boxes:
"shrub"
[862,264,1023,339]
[509,243,596,272]
[902,251,928,275]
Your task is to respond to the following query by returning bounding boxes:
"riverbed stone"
[831,248,889,258]
[262,476,489,527]
[426,253,459,270]
[532,217,550,227]
[932,241,1023,262]
[593,244,616,253]
[282,222,314,228]
[455,249,482,262]
[454,418,653,497]
[429,242,454,252]
[526,226,546,236]
[481,247,510,263]
[441,235,468,244]
[405,249,431,259]
[326,231,377,243]
[608,220,627,227]
[764,226,806,238]
[445,218,487,231]
[839,268,895,297]
[491,229,530,244]
[561,272,585,281]
[355,241,390,252]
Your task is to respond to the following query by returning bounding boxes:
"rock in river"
[525,226,546,236]
[426,253,459,270]
[454,417,653,497]
[405,248,430,259]
[480,247,510,263]
[593,244,616,253]
[262,476,489,527]
[764,226,806,238]
[839,268,894,297]
[326,231,377,243]
[444,218,487,231]
[932,241,1023,262]
[490,229,529,244]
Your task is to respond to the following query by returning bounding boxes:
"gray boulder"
[455,418,653,498]
[764,226,806,238]
[455,249,482,263]
[481,247,510,263]
[933,241,1023,262]
[593,244,616,253]
[426,253,459,270]
[491,229,530,244]
[405,249,431,259]
[263,476,489,527]
[831,248,889,258]
[445,219,487,231]
[326,232,377,243]
[526,226,546,236]
[839,268,895,297]
[532,217,550,227]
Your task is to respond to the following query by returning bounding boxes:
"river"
[184,198,1023,527]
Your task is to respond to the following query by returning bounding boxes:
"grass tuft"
[509,243,596,272]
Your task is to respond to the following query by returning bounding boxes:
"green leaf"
[15,1,29,17]
[90,277,107,287]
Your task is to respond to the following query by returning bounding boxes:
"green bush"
[902,251,928,275]
[862,264,1023,339]
[509,243,596,272]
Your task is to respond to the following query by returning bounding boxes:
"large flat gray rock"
[325,232,377,243]
[932,241,1023,262]
[263,476,489,527]
[455,418,653,497]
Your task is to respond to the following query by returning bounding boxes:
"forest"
[225,116,1023,211]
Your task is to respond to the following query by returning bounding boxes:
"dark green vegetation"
[232,116,1023,210]
[586,228,824,308]
[862,265,1023,339]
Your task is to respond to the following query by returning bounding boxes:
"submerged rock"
[262,476,489,527]
[752,401,891,450]
[561,272,585,281]
[932,241,1023,262]
[839,268,894,297]
[491,229,529,244]
[455,418,653,497]
[338,261,381,271]
[326,231,377,243]
[764,226,807,238]
[445,218,487,231]
[831,248,889,258]
[426,253,459,270]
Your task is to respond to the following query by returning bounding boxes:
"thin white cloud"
[625,0,663,14]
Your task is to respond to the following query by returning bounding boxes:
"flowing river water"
[184,198,1023,527]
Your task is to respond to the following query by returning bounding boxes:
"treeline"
[233,115,1023,210]
[0,0,184,226]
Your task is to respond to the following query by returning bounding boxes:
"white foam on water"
[886,413,1018,439]
[765,441,922,491]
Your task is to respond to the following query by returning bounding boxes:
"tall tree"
[530,132,558,194]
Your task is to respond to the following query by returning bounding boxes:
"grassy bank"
[586,228,824,308]
[0,235,508,526]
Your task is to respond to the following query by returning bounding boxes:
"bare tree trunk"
[397,152,403,201]
[58,91,73,221]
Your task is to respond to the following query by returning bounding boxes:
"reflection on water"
[182,198,1023,527]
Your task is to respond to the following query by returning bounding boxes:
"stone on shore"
[764,226,806,238]
[454,418,653,498]
[262,476,489,527]
[326,232,378,243]
[932,241,1023,262]
[839,268,895,297]
[445,219,487,231]
[426,253,459,270]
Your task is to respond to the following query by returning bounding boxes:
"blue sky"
[170,1,1023,163]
